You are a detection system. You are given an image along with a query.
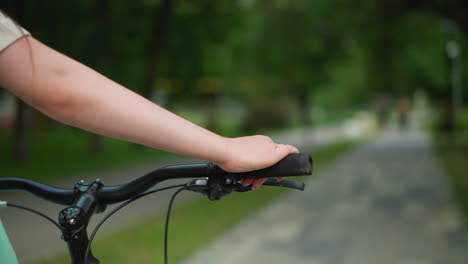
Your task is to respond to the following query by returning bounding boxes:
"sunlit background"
[1,0,467,263]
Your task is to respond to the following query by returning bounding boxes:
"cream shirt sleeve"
[0,11,30,53]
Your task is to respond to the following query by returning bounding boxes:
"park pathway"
[183,127,468,264]
[0,123,359,263]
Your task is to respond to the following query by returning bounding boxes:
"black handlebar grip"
[213,153,313,180]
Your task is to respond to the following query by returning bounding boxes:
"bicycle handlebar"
[0,153,312,264]
[99,163,208,204]
[0,153,313,205]
[0,178,74,205]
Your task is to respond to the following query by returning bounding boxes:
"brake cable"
[2,202,63,231]
[164,187,185,264]
[84,183,186,264]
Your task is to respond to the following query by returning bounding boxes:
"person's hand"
[216,135,299,189]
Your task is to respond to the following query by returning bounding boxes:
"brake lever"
[235,178,305,192]
[185,177,305,200]
[262,178,305,191]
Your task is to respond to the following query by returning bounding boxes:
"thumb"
[275,144,299,158]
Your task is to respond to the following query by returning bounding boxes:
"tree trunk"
[89,0,111,154]
[368,1,399,127]
[10,0,29,162]
[439,97,456,136]
[297,87,312,127]
[142,0,174,100]
[13,99,28,162]
[205,94,218,132]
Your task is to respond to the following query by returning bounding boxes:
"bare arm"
[0,36,298,187]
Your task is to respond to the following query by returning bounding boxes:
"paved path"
[183,128,468,264]
[0,124,357,263]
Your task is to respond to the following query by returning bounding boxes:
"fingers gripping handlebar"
[207,153,313,180]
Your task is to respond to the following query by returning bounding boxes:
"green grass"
[0,127,168,183]
[434,108,468,225]
[36,139,361,264]
[457,108,468,132]
[436,141,468,224]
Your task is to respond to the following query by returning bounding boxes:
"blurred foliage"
[1,0,467,259]
[437,142,468,223]
[1,0,468,157]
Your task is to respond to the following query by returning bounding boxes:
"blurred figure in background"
[374,92,392,128]
[398,97,411,130]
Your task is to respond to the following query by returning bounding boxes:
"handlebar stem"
[58,179,104,264]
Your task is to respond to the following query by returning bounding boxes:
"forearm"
[0,36,227,163]
[1,36,299,178]
[50,75,228,162]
